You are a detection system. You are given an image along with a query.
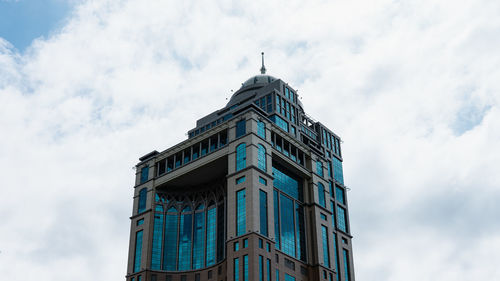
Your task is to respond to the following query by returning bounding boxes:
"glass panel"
[236,176,246,184]
[244,255,249,281]
[234,258,240,281]
[296,203,306,262]
[259,255,264,281]
[336,186,345,204]
[236,189,246,236]
[322,225,330,267]
[343,249,350,281]
[258,121,266,138]
[267,258,271,281]
[273,166,301,201]
[163,214,179,270]
[318,182,326,207]
[216,203,225,262]
[236,143,246,171]
[206,207,216,266]
[140,166,149,183]
[284,274,296,281]
[280,194,295,257]
[183,148,191,164]
[178,213,193,270]
[332,156,344,184]
[273,190,280,250]
[258,144,266,171]
[175,152,182,168]
[337,206,347,232]
[193,212,206,269]
[138,188,147,214]
[236,120,246,138]
[151,214,163,269]
[259,190,268,237]
[134,230,143,272]
[317,161,323,177]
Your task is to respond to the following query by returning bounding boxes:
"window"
[243,238,248,248]
[266,242,271,252]
[259,176,267,185]
[267,258,271,281]
[321,225,330,267]
[236,119,246,138]
[343,249,351,281]
[284,273,296,281]
[270,115,289,132]
[163,208,178,270]
[318,182,326,207]
[258,144,266,171]
[330,201,336,228]
[140,166,149,183]
[260,190,268,236]
[236,189,246,236]
[138,276,142,281]
[236,176,246,184]
[236,143,246,171]
[234,258,240,281]
[258,121,266,138]
[332,157,344,184]
[138,188,147,214]
[206,206,217,266]
[337,206,347,232]
[133,230,143,272]
[320,213,327,220]
[259,238,263,248]
[195,274,200,281]
[259,255,264,281]
[136,219,144,226]
[335,186,345,204]
[276,269,280,281]
[234,241,240,251]
[178,206,193,270]
[151,212,163,269]
[193,206,206,269]
[244,255,249,281]
[316,161,323,177]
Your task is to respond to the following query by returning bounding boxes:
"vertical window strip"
[267,258,271,281]
[280,194,296,258]
[258,144,267,171]
[274,190,280,249]
[336,206,347,233]
[178,212,193,270]
[295,203,306,262]
[206,207,217,266]
[163,213,178,270]
[234,258,240,281]
[243,255,249,281]
[343,249,350,281]
[192,211,206,269]
[276,269,280,281]
[321,226,330,268]
[316,161,323,177]
[134,230,143,273]
[236,143,247,171]
[140,166,149,183]
[260,190,269,237]
[151,213,163,269]
[335,186,345,205]
[318,182,326,207]
[138,188,147,214]
[236,120,246,138]
[259,255,264,281]
[334,234,340,281]
[332,157,344,185]
[258,121,266,138]
[236,189,246,236]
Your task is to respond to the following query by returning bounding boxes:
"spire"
[260,52,266,74]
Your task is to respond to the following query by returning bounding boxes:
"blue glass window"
[334,234,340,281]
[236,189,246,236]
[206,207,216,266]
[236,143,246,171]
[134,230,143,272]
[138,188,147,214]
[285,274,295,281]
[259,238,263,248]
[236,120,246,138]
[258,144,266,171]
[332,157,344,184]
[280,194,295,257]
[244,255,249,281]
[270,115,289,132]
[337,206,347,232]
[316,161,323,177]
[259,176,267,185]
[140,166,149,183]
[258,121,266,138]
[321,225,330,267]
[178,209,193,270]
[267,258,271,281]
[320,213,327,220]
[318,182,326,207]
[330,201,336,228]
[193,210,206,269]
[234,241,239,251]
[243,238,248,248]
[291,126,295,136]
[259,190,268,237]
[163,212,178,270]
[295,203,306,261]
[259,255,264,281]
[272,166,301,201]
[336,186,345,204]
[236,176,246,184]
[151,213,163,269]
[273,190,280,250]
[234,258,240,281]
[276,269,280,281]
[343,249,350,281]
[136,218,144,226]
[328,162,332,178]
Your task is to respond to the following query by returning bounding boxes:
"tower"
[126,56,355,281]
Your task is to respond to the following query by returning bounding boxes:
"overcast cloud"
[1,0,499,280]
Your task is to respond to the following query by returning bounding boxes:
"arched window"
[236,143,246,171]
[318,182,326,207]
[138,188,147,214]
[258,121,266,139]
[258,144,266,171]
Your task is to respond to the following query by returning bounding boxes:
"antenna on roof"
[260,52,266,74]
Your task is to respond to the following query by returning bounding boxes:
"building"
[126,54,355,281]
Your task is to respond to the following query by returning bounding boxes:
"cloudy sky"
[1,0,499,280]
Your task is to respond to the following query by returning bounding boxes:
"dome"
[241,74,278,88]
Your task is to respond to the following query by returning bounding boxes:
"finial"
[260,52,266,74]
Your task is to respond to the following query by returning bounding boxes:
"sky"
[0,0,499,280]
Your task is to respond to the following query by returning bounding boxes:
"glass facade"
[236,120,246,138]
[138,188,147,214]
[244,255,249,281]
[274,189,280,250]
[270,115,289,132]
[258,121,266,138]
[206,207,216,266]
[236,143,246,171]
[258,144,266,171]
[318,182,326,207]
[234,258,240,281]
[178,209,193,270]
[192,210,205,269]
[337,206,347,232]
[280,194,295,257]
[336,186,345,204]
[343,249,350,281]
[316,161,323,177]
[151,213,163,269]
[332,157,344,185]
[321,225,330,267]
[273,166,302,201]
[237,189,246,236]
[259,255,264,281]
[134,230,143,273]
[260,190,268,236]
[140,166,149,183]
[163,211,178,270]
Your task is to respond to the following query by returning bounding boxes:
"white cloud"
[1,0,499,280]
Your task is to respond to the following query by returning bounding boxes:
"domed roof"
[241,74,278,88]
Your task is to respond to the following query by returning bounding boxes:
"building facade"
[126,60,355,281]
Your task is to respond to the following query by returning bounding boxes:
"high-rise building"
[126,55,355,281]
